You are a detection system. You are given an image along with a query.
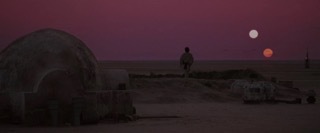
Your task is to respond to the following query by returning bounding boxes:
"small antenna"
[305,48,310,69]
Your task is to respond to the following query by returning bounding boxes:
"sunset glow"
[0,0,319,60]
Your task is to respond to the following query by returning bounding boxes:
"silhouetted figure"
[180,47,194,78]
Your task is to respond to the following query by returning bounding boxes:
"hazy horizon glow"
[1,0,320,60]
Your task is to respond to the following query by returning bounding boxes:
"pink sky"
[0,0,320,60]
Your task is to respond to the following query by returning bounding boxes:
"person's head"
[185,47,190,53]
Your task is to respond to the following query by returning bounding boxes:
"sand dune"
[131,78,235,103]
[130,78,305,103]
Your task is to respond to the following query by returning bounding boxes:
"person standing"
[180,47,194,78]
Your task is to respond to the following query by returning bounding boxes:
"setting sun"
[263,48,273,58]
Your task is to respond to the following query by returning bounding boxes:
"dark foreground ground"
[1,102,320,133]
[2,60,319,133]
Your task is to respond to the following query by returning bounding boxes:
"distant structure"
[0,29,135,126]
[305,49,310,69]
[230,80,276,100]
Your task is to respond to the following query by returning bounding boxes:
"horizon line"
[98,59,320,62]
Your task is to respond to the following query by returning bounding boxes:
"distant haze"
[1,0,320,60]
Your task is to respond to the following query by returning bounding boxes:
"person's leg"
[184,64,188,70]
[184,64,190,78]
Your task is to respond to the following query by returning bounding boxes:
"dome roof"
[0,28,103,92]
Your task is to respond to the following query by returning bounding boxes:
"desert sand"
[1,60,320,133]
[1,102,320,133]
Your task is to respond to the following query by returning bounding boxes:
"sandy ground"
[1,60,319,133]
[1,102,320,133]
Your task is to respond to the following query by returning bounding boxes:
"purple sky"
[1,0,320,60]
